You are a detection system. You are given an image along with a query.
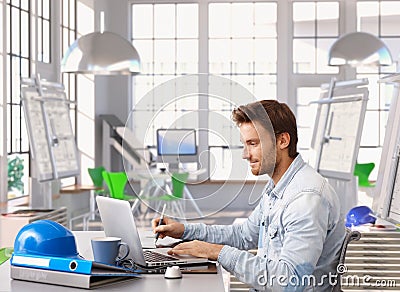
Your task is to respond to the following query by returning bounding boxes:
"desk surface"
[60,184,102,194]
[0,231,225,292]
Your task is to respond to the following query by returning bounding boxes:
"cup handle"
[116,242,130,262]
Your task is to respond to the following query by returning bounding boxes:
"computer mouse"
[164,266,182,279]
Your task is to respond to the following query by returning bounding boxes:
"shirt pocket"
[267,224,282,261]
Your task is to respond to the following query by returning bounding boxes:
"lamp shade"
[61,31,141,75]
[328,32,392,67]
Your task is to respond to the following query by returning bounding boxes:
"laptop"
[96,196,208,268]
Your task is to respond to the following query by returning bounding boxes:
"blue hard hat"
[13,220,80,258]
[345,206,376,227]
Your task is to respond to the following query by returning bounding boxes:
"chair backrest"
[88,166,106,188]
[354,162,375,187]
[170,172,189,199]
[332,228,361,292]
[102,171,127,200]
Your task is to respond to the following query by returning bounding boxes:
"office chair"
[146,172,189,219]
[354,162,375,187]
[332,228,361,292]
[85,166,107,223]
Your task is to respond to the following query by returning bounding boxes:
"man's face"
[239,122,276,176]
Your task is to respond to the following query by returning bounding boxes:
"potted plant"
[8,156,24,195]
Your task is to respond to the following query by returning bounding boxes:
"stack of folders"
[10,254,141,289]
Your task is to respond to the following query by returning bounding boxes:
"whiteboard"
[313,85,369,180]
[22,82,80,181]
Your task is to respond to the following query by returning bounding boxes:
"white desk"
[0,231,225,292]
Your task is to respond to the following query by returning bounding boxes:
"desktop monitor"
[156,129,197,170]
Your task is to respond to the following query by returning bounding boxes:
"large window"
[292,1,339,74]
[208,2,277,180]
[131,0,400,181]
[131,1,277,180]
[356,1,400,180]
[37,0,51,63]
[131,3,199,146]
[292,1,340,166]
[4,0,78,201]
[6,0,31,199]
[60,0,78,186]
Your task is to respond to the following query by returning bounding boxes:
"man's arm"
[220,192,330,291]
[181,202,261,250]
[153,200,263,250]
[173,192,331,291]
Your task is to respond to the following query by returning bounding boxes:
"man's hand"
[167,240,224,261]
[152,217,185,239]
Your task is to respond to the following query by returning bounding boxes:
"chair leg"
[172,201,185,219]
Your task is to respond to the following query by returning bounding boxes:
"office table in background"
[0,231,225,292]
[128,169,204,217]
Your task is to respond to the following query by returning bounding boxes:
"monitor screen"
[157,129,197,156]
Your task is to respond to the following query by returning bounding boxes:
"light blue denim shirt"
[182,154,345,291]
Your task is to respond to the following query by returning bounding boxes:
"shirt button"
[262,222,265,226]
[264,255,267,258]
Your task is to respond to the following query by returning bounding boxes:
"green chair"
[354,162,375,187]
[88,166,106,195]
[147,172,189,219]
[102,171,137,202]
[86,166,107,221]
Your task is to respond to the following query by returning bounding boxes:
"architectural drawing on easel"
[311,79,369,214]
[21,77,80,182]
[312,79,369,180]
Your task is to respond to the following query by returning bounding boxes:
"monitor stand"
[168,163,180,172]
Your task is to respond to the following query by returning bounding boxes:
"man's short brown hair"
[232,100,298,158]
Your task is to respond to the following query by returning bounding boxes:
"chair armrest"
[338,228,361,267]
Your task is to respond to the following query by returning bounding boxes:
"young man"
[153,100,345,291]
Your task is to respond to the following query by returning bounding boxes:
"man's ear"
[277,132,290,150]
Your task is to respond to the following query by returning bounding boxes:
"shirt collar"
[265,154,306,199]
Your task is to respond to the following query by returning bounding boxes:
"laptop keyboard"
[143,250,178,262]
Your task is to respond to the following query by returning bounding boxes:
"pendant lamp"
[328,32,392,67]
[61,13,140,75]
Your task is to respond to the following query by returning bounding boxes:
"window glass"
[6,0,31,199]
[296,87,320,163]
[37,0,51,63]
[292,1,339,74]
[381,2,400,36]
[60,0,78,187]
[356,1,400,174]
[131,3,199,150]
